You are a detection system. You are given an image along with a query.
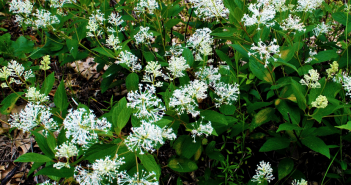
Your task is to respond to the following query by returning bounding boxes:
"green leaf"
[168,157,198,172]
[201,110,228,135]
[41,72,55,96]
[301,136,330,158]
[290,79,307,110]
[112,97,132,130]
[276,123,303,132]
[0,92,24,115]
[11,36,34,58]
[278,158,294,180]
[279,42,303,62]
[85,144,118,162]
[28,162,44,177]
[274,58,298,72]
[92,47,115,58]
[138,154,161,180]
[126,73,139,91]
[173,135,187,156]
[230,44,250,59]
[182,48,194,67]
[205,141,225,162]
[15,153,52,163]
[66,39,79,59]
[181,136,201,159]
[249,59,274,84]
[332,12,347,25]
[259,137,290,152]
[311,50,338,64]
[31,131,55,158]
[165,19,181,29]
[35,166,74,177]
[250,107,275,130]
[54,80,69,112]
[275,99,301,125]
[0,33,13,55]
[336,121,351,131]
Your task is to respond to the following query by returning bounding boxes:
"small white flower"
[115,51,142,72]
[250,39,280,68]
[127,84,165,123]
[26,87,49,102]
[191,119,213,143]
[313,22,332,36]
[242,2,276,28]
[55,142,78,158]
[165,43,183,57]
[106,34,121,50]
[300,69,321,88]
[311,95,328,109]
[92,155,125,183]
[9,102,57,133]
[124,120,176,154]
[167,56,190,79]
[296,0,323,12]
[86,10,105,37]
[213,82,240,108]
[134,0,159,14]
[134,26,154,45]
[187,28,214,58]
[40,55,51,71]
[326,61,338,78]
[119,170,158,185]
[53,162,70,169]
[304,49,317,63]
[195,65,221,85]
[49,0,76,8]
[280,14,305,32]
[63,108,111,147]
[9,0,33,15]
[189,0,229,20]
[32,9,60,28]
[292,178,308,185]
[252,161,275,183]
[142,61,164,87]
[37,180,57,185]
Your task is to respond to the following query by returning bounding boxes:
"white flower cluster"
[187,28,214,60]
[252,161,275,183]
[242,1,276,29]
[74,155,125,184]
[63,108,111,147]
[213,82,240,108]
[280,14,305,33]
[119,170,158,185]
[38,180,57,185]
[292,179,308,185]
[106,34,121,50]
[165,43,183,57]
[300,69,321,88]
[167,56,190,79]
[26,87,49,102]
[86,10,105,37]
[170,80,208,117]
[134,26,154,45]
[304,49,317,63]
[32,9,60,29]
[40,55,51,71]
[311,95,328,109]
[134,0,159,14]
[341,75,351,98]
[326,61,338,78]
[313,22,332,36]
[195,65,221,85]
[142,61,164,87]
[49,0,76,8]
[9,102,57,133]
[249,39,280,68]
[124,120,176,154]
[54,142,78,169]
[189,0,229,20]
[296,0,323,12]
[127,84,165,123]
[9,0,33,15]
[0,60,34,88]
[191,119,213,143]
[115,51,142,72]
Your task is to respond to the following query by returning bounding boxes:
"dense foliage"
[1,0,351,184]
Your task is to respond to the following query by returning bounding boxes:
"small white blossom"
[169,80,208,117]
[252,161,275,183]
[280,14,305,32]
[296,0,323,12]
[134,26,154,45]
[9,0,33,15]
[165,43,184,57]
[142,61,164,87]
[9,102,57,133]
[74,165,103,185]
[304,49,317,63]
[92,155,125,183]
[49,0,76,8]
[55,142,78,158]
[40,55,51,71]
[191,119,213,143]
[63,108,111,147]
[187,28,213,58]
[86,10,105,37]
[167,56,190,79]
[26,87,49,102]
[127,84,165,123]
[311,95,328,108]
[213,82,240,108]
[300,69,321,88]
[189,0,229,20]
[313,22,332,36]
[119,170,158,185]
[134,0,159,14]
[53,162,70,169]
[242,2,276,29]
[292,179,308,185]
[115,51,142,72]
[195,65,221,85]
[38,180,57,185]
[108,12,124,26]
[32,9,60,28]
[124,120,176,154]
[250,39,280,68]
[106,34,121,50]
[326,61,339,78]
